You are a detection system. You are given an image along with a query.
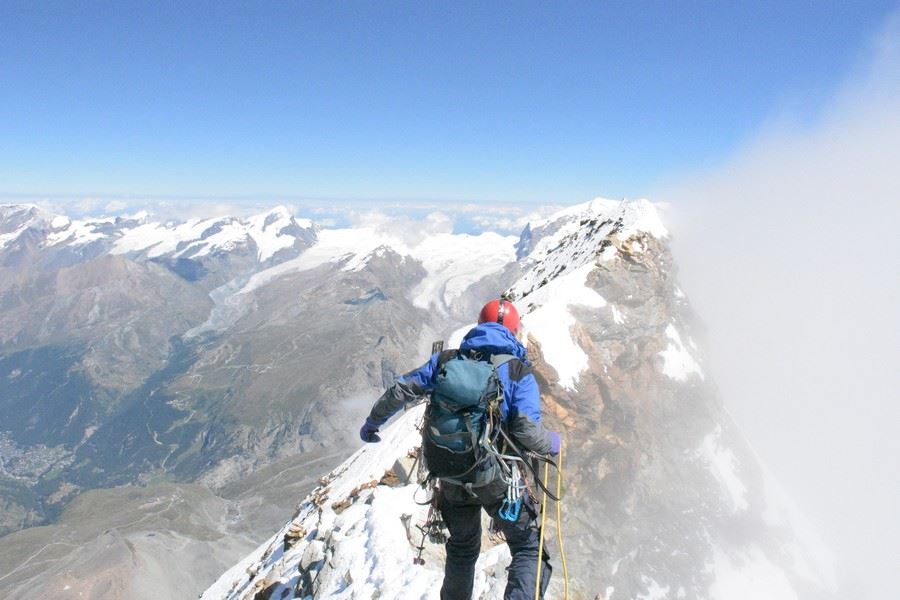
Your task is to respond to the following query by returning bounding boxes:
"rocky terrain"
[201,200,834,600]
[0,199,833,599]
[0,201,517,598]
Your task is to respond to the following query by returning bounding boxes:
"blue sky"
[1,1,896,205]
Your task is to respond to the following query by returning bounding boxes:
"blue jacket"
[368,322,554,455]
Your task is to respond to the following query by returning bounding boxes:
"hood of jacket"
[459,322,529,363]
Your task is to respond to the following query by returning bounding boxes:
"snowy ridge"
[0,203,316,262]
[46,214,121,247]
[109,206,314,261]
[201,406,511,600]
[513,198,666,301]
[508,198,676,390]
[237,226,412,295]
[199,401,822,600]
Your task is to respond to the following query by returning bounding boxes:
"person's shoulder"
[503,357,532,382]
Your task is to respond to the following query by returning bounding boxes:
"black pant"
[438,483,552,600]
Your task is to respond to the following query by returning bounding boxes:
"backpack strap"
[436,349,458,370]
[489,353,516,369]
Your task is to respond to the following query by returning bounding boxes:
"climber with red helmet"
[359,298,559,600]
[478,297,522,337]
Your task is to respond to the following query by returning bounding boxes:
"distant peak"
[0,204,60,239]
[267,204,292,217]
[531,197,667,239]
[253,204,292,221]
[0,202,54,219]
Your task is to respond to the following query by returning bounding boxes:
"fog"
[658,12,899,599]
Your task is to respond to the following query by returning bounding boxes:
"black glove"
[359,417,383,443]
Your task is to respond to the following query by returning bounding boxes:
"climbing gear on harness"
[498,461,526,522]
[496,425,561,502]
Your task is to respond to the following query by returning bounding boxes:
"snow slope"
[201,406,511,600]
[109,206,313,261]
[234,225,516,313]
[410,232,518,312]
[509,198,676,390]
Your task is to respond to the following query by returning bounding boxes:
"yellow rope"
[534,459,550,600]
[556,442,570,599]
[535,440,572,599]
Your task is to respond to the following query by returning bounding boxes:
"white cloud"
[7,193,572,237]
[469,207,557,233]
[73,196,105,213]
[104,200,129,212]
[660,10,900,598]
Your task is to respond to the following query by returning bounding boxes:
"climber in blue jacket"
[360,299,560,600]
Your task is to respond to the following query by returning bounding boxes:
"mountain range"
[0,200,833,599]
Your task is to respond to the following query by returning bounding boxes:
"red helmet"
[478,299,520,335]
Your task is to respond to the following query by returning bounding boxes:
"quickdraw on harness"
[498,460,524,521]
[486,399,562,518]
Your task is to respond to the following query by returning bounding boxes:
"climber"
[359,298,560,600]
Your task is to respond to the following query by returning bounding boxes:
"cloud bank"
[1,192,564,237]
[660,11,900,599]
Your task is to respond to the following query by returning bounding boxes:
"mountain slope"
[0,203,519,546]
[201,199,834,600]
[0,200,833,600]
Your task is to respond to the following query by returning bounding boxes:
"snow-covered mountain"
[0,203,317,266]
[0,200,532,598]
[0,199,834,599]
[200,200,835,600]
[0,201,517,505]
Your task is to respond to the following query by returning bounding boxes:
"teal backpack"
[422,351,514,482]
